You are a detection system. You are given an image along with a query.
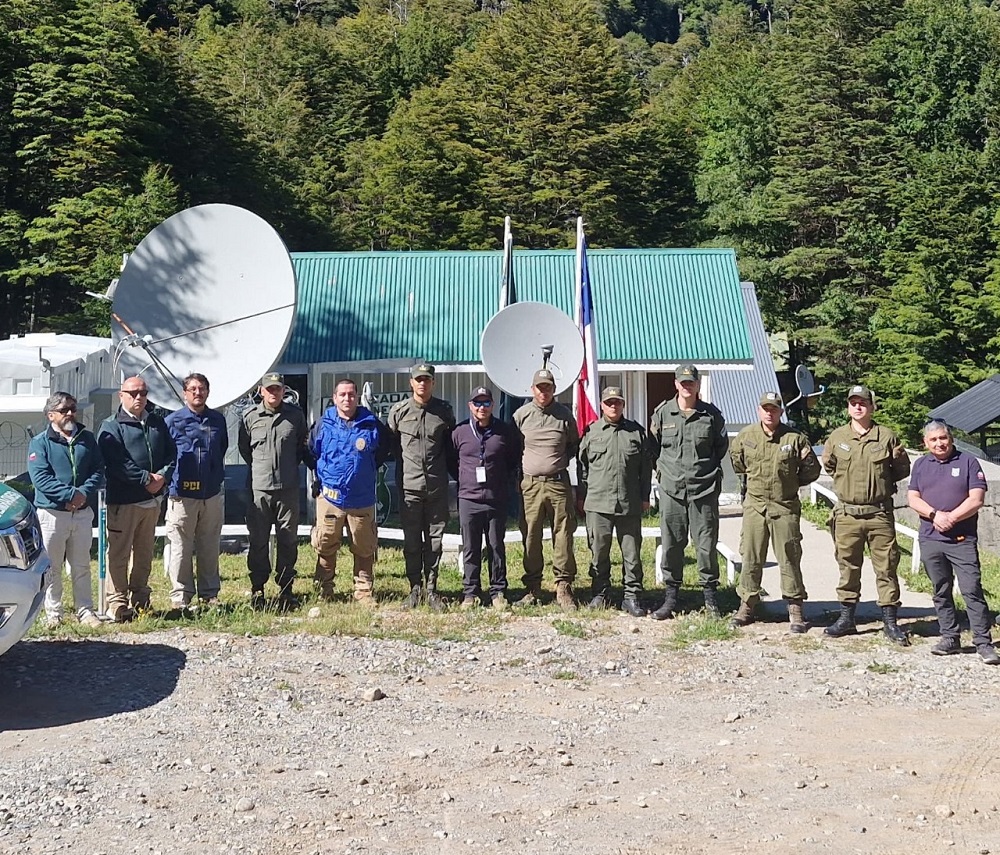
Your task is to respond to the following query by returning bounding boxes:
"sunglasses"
[122,389,148,398]
[472,400,493,408]
[51,406,77,415]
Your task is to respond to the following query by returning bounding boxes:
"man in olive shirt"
[388,362,456,610]
[649,365,728,619]
[577,386,651,617]
[729,392,821,632]
[822,384,911,644]
[238,373,313,611]
[513,368,579,611]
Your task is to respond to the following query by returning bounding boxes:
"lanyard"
[469,420,490,464]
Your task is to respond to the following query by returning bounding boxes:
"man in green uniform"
[388,362,456,610]
[729,392,821,632]
[513,368,579,611]
[822,384,911,645]
[649,365,728,619]
[577,386,651,617]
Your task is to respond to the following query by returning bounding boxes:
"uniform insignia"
[781,444,792,452]
[952,467,960,477]
[839,443,850,452]
[28,452,36,461]
[800,447,812,459]
[356,437,366,451]
[744,439,756,449]
[977,471,986,480]
[664,423,676,430]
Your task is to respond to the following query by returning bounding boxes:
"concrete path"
[717,512,937,627]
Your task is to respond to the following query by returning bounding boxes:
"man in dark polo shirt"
[907,420,999,665]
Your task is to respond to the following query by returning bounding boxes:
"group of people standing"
[25,364,1000,663]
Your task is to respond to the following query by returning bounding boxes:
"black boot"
[824,603,858,637]
[650,587,678,621]
[702,588,720,619]
[881,605,910,646]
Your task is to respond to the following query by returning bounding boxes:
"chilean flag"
[573,217,599,435]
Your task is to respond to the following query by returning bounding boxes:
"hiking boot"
[250,589,266,611]
[824,603,858,638]
[426,589,446,613]
[702,588,721,619]
[588,594,611,610]
[787,599,809,634]
[931,636,961,656]
[621,596,647,618]
[79,610,102,628]
[319,586,336,603]
[277,592,301,613]
[405,585,424,609]
[730,595,759,628]
[978,645,1000,666]
[881,605,910,647]
[460,596,479,611]
[516,586,542,607]
[354,591,377,608]
[492,593,509,611]
[650,587,678,621]
[111,605,135,624]
[555,581,577,612]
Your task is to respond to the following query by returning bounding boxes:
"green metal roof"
[285,248,751,365]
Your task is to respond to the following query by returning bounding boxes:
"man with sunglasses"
[450,386,520,609]
[97,377,176,621]
[28,392,105,628]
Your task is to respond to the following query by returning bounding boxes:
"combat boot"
[787,599,809,634]
[621,596,647,618]
[426,585,446,613]
[556,581,577,612]
[824,603,858,637]
[516,585,543,606]
[730,594,759,628]
[405,584,424,609]
[702,588,721,619]
[881,605,910,646]
[650,587,678,621]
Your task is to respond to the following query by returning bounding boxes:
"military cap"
[847,384,874,403]
[469,386,493,401]
[676,365,700,382]
[601,386,625,403]
[261,372,284,387]
[532,369,555,387]
[759,391,783,408]
[411,362,435,379]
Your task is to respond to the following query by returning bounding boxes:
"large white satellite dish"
[110,204,297,409]
[481,302,583,397]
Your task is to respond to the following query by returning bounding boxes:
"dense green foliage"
[2,0,999,441]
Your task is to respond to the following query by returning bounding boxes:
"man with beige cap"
[729,392,820,632]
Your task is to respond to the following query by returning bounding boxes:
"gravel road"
[2,613,999,855]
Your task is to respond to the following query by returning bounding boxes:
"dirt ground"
[2,612,999,855]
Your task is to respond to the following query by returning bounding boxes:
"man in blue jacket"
[450,386,520,609]
[164,373,229,611]
[311,378,390,604]
[28,391,105,628]
[98,376,176,621]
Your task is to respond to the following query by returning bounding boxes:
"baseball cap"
[676,365,700,382]
[601,386,625,403]
[261,372,284,387]
[532,369,555,387]
[411,362,435,379]
[759,391,783,408]
[847,384,874,403]
[469,386,493,401]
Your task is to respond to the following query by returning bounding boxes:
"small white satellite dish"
[786,364,825,408]
[110,204,297,409]
[481,302,583,397]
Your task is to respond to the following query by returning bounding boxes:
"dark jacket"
[165,406,229,499]
[387,396,455,496]
[312,405,391,510]
[98,406,176,505]
[649,397,728,501]
[238,401,313,492]
[578,415,652,516]
[450,417,521,506]
[28,424,105,511]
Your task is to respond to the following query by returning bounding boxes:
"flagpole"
[573,217,584,425]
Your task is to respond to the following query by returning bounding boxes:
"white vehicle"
[0,482,49,657]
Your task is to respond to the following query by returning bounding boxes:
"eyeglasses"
[472,400,493,408]
[121,389,148,398]
[184,386,208,394]
[51,406,77,415]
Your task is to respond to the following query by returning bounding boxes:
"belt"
[524,472,567,482]
[837,501,889,518]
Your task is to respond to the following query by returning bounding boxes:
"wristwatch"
[929,510,937,522]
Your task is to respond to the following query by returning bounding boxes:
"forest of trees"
[2,0,1000,442]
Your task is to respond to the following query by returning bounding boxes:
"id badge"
[475,466,487,484]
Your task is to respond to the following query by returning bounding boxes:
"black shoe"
[112,605,135,624]
[588,594,611,610]
[621,596,647,618]
[824,603,858,638]
[426,590,446,613]
[881,605,910,647]
[250,590,266,611]
[650,588,678,621]
[702,588,721,619]
[277,592,301,613]
[405,585,424,609]
[978,645,1000,666]
[931,636,961,656]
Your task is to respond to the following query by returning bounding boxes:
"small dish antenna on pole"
[110,204,297,409]
[785,364,826,408]
[480,302,584,397]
